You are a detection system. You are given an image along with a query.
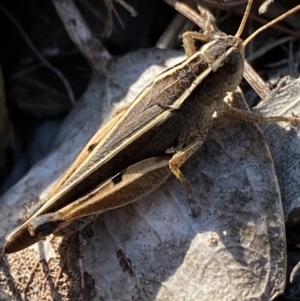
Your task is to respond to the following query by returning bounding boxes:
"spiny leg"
[182,31,208,57]
[169,138,204,216]
[220,101,300,125]
[27,157,172,238]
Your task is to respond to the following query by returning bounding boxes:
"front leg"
[182,31,208,57]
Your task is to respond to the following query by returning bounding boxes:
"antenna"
[243,5,300,47]
[235,0,254,38]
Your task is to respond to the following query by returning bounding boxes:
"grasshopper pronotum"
[4,0,300,254]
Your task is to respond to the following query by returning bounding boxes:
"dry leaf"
[0,49,287,301]
[254,77,300,225]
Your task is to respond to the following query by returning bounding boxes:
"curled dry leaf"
[0,49,287,301]
[254,77,300,226]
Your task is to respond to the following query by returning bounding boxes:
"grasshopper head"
[200,34,245,92]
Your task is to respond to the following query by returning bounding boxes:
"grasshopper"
[4,0,300,254]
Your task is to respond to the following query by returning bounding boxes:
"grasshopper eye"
[224,48,244,76]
